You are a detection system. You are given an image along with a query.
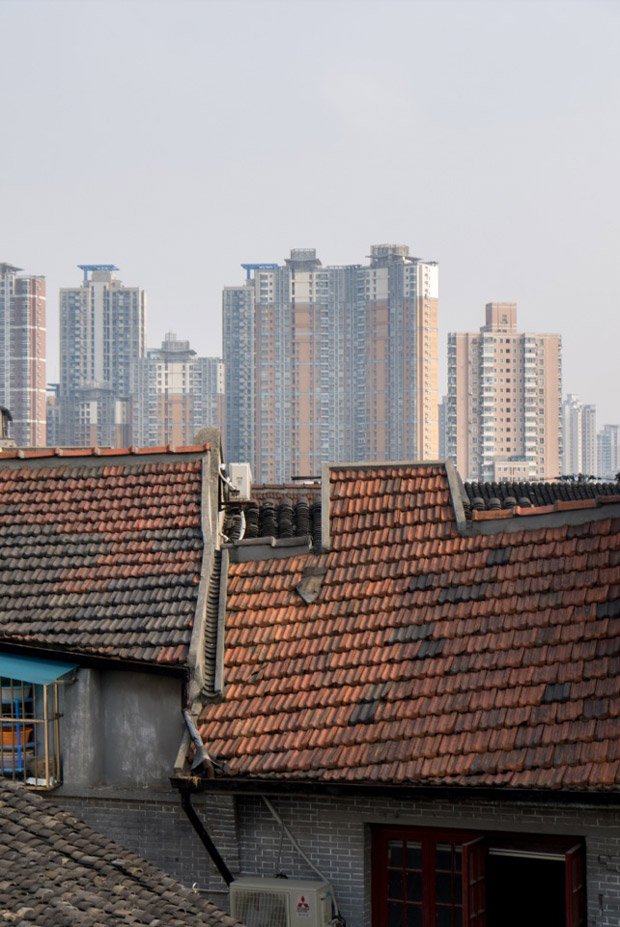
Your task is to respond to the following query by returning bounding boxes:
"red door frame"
[371,825,586,927]
[462,836,487,927]
[371,825,479,927]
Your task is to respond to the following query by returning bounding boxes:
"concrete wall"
[60,667,184,789]
[54,787,620,927]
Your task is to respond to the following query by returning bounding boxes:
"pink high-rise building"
[0,263,46,447]
[447,303,561,481]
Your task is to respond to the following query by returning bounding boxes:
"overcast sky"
[1,0,618,423]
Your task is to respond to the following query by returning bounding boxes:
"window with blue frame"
[0,654,76,790]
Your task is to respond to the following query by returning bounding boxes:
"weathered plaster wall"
[60,668,184,789]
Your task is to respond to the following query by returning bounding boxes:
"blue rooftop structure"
[77,264,120,282]
[240,262,279,280]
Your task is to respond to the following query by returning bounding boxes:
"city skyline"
[1,1,618,424]
[1,250,614,442]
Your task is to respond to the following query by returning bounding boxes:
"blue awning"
[0,653,77,686]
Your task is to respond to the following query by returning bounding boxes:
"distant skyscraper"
[562,394,597,476]
[59,265,145,447]
[447,303,562,481]
[223,245,438,481]
[0,262,46,446]
[598,424,620,480]
[438,396,447,460]
[133,332,224,447]
[45,383,61,448]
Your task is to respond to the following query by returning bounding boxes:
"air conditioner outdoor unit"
[228,462,252,502]
[229,876,335,927]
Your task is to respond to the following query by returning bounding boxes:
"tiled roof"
[224,483,321,548]
[0,448,210,666]
[0,779,242,926]
[224,478,620,542]
[464,478,618,515]
[197,463,620,792]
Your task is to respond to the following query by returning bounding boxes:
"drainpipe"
[178,709,234,886]
[180,787,235,887]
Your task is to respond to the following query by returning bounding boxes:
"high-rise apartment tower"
[0,262,46,447]
[447,303,561,481]
[133,332,224,447]
[59,265,145,447]
[562,394,597,476]
[598,424,619,480]
[223,245,438,482]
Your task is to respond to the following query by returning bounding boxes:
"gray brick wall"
[54,789,620,927]
[232,792,620,927]
[54,791,240,910]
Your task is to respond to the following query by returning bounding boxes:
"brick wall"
[233,792,620,927]
[54,791,240,910]
[55,789,620,927]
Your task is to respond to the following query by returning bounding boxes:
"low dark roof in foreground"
[0,779,242,926]
[0,446,210,667]
[197,462,620,793]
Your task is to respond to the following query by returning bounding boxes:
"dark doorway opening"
[487,853,566,927]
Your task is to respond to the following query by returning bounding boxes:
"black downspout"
[180,788,235,886]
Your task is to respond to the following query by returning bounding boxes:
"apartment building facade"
[133,332,224,447]
[598,424,619,480]
[59,265,145,447]
[223,245,438,482]
[447,302,561,481]
[0,262,46,447]
[562,394,597,476]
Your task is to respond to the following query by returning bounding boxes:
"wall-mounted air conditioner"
[229,876,335,927]
[227,462,252,502]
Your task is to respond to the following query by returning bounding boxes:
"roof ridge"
[471,494,620,521]
[0,443,212,462]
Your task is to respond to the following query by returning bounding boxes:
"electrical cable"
[261,795,345,924]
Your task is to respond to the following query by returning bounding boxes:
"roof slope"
[199,463,620,792]
[0,450,208,666]
[0,779,242,926]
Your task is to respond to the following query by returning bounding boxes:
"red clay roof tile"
[196,461,620,792]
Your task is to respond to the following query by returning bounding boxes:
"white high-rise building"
[562,394,597,476]
[447,303,562,482]
[133,333,224,447]
[59,265,145,447]
[598,424,619,480]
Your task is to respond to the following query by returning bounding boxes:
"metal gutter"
[170,775,620,807]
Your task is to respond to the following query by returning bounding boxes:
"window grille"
[0,677,62,789]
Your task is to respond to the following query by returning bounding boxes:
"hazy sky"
[1,0,618,422]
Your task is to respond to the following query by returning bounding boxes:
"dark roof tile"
[0,453,208,665]
[0,780,241,927]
